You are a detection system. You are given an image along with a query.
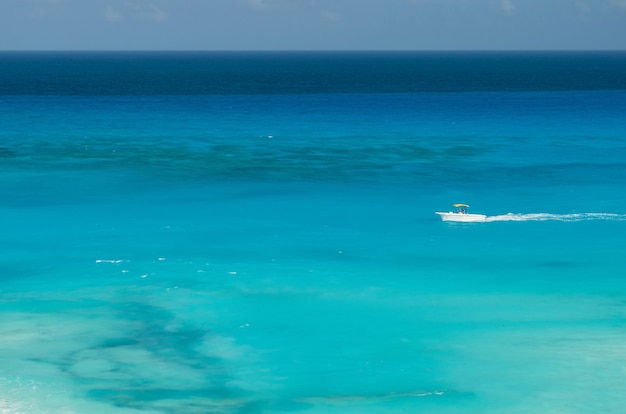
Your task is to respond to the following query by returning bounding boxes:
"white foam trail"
[484,213,626,222]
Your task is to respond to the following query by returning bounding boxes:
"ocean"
[1,51,626,413]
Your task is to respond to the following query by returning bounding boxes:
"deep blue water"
[1,51,626,413]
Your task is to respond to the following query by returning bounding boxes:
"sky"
[1,0,625,50]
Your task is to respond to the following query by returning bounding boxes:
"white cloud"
[19,0,66,19]
[575,1,591,12]
[320,9,341,22]
[241,0,270,10]
[27,7,47,19]
[104,5,123,22]
[136,3,167,22]
[104,2,168,23]
[19,0,67,3]
[500,0,516,14]
[608,0,626,10]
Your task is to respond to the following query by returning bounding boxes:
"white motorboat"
[435,203,487,222]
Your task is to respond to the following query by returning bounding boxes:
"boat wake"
[484,213,626,222]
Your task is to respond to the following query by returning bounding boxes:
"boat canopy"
[453,203,470,208]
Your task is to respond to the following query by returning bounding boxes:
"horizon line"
[2,49,626,53]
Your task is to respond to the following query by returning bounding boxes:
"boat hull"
[435,212,487,222]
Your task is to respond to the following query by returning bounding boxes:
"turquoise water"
[2,52,626,413]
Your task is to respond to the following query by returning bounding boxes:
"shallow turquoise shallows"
[2,51,626,413]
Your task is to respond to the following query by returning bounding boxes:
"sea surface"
[1,51,626,413]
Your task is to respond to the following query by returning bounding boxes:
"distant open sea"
[1,51,626,413]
